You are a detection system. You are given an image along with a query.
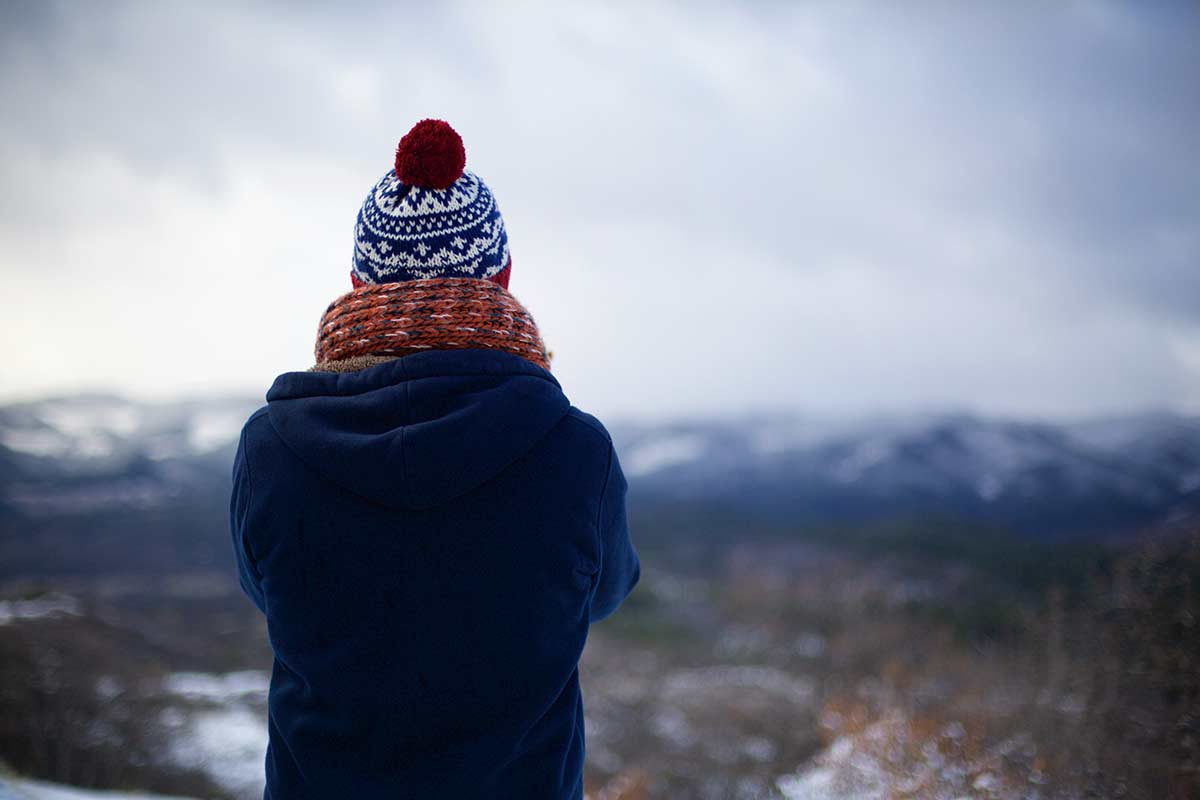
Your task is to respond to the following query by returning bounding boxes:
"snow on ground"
[161,670,269,702]
[0,671,269,800]
[774,708,1057,800]
[0,776,195,800]
[0,594,80,625]
[164,707,266,800]
[157,671,269,800]
[661,666,814,705]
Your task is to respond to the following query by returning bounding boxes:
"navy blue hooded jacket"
[229,348,640,799]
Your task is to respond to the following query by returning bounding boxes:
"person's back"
[229,120,640,799]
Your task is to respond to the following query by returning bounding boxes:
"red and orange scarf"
[311,278,551,373]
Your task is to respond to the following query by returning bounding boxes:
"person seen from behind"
[229,119,641,799]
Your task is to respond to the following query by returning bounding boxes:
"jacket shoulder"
[240,405,271,442]
[236,405,278,466]
[562,406,614,447]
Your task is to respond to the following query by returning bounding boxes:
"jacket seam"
[421,404,573,510]
[238,419,262,570]
[590,441,615,579]
[262,417,408,512]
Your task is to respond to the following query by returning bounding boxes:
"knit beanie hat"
[350,119,512,289]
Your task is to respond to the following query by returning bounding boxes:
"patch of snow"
[777,734,891,800]
[0,776,195,800]
[831,439,893,483]
[24,402,143,459]
[777,765,835,799]
[157,671,269,800]
[662,666,813,704]
[0,428,76,458]
[623,434,707,477]
[749,422,834,454]
[778,709,1042,800]
[186,410,246,453]
[652,707,696,749]
[163,707,266,800]
[0,594,81,625]
[39,402,141,439]
[161,671,269,703]
[973,772,998,791]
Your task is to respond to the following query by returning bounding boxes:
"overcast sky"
[1,0,1197,421]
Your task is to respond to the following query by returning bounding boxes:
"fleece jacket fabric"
[229,348,640,800]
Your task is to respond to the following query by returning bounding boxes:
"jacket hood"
[264,349,571,511]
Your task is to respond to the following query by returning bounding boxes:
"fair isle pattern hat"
[351,119,512,289]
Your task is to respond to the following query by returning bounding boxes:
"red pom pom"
[393,119,466,190]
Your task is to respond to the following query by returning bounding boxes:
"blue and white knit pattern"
[351,169,509,284]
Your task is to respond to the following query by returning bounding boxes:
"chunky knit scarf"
[310,277,551,373]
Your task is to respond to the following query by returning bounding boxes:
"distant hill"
[610,411,1200,539]
[0,394,260,578]
[0,395,1197,579]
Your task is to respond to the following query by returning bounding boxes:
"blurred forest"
[2,512,1197,799]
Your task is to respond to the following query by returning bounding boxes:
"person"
[228,119,641,799]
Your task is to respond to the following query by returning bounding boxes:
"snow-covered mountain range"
[609,411,1200,537]
[1,395,1198,541]
[0,393,255,515]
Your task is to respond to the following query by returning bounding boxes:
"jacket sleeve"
[230,426,267,615]
[589,442,641,623]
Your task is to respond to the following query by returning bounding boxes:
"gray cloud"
[0,0,1197,419]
